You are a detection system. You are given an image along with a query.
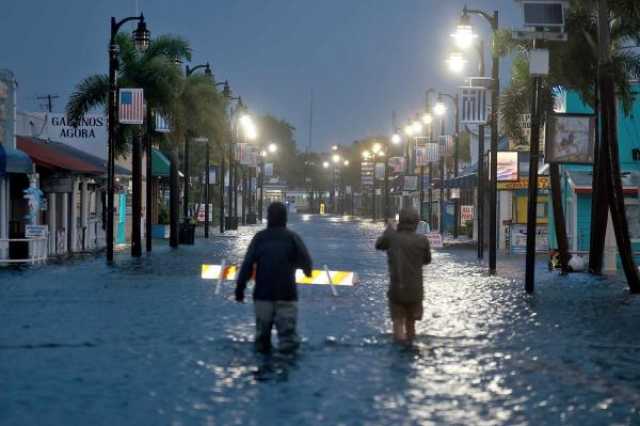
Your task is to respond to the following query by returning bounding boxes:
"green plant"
[158,206,169,225]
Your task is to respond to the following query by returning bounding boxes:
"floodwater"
[1,214,639,425]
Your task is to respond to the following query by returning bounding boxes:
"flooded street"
[1,214,639,425]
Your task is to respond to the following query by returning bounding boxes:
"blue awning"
[0,143,33,176]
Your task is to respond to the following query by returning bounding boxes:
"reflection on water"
[1,213,639,425]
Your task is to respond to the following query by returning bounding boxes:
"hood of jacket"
[397,207,419,232]
[267,202,288,228]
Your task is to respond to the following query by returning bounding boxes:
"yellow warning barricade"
[201,264,359,286]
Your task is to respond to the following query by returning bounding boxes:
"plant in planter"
[153,207,171,239]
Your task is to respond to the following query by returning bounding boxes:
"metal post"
[440,117,445,237]
[383,156,389,222]
[204,142,210,238]
[131,129,142,257]
[419,165,425,221]
[428,162,433,228]
[258,161,264,222]
[488,10,500,275]
[183,137,190,220]
[219,141,225,233]
[477,124,485,259]
[525,76,542,294]
[453,94,460,239]
[106,20,118,263]
[145,109,152,252]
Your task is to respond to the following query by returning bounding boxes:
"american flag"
[459,87,490,124]
[119,88,145,125]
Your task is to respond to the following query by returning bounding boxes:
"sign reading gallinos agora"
[49,115,106,139]
[17,112,107,159]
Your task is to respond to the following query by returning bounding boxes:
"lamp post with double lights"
[182,63,212,225]
[387,132,402,222]
[258,143,278,222]
[452,5,500,274]
[107,13,150,262]
[436,92,460,239]
[237,113,258,225]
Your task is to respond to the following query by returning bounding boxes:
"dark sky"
[0,0,520,152]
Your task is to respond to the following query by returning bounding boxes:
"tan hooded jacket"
[375,208,431,304]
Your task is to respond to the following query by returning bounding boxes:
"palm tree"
[498,0,640,290]
[168,72,229,242]
[66,33,190,256]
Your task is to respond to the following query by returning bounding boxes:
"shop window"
[625,197,640,240]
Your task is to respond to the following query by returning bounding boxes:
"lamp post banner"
[439,135,453,156]
[426,143,440,162]
[459,86,490,124]
[264,163,274,177]
[388,156,406,174]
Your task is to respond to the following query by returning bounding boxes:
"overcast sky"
[0,0,521,152]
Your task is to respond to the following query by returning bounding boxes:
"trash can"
[225,217,238,230]
[179,222,196,245]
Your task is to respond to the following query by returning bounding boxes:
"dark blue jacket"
[236,227,312,301]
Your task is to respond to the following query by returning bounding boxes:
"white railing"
[0,236,48,265]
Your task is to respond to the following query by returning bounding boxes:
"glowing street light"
[433,102,447,116]
[391,133,402,145]
[372,142,382,154]
[362,150,371,159]
[268,143,278,153]
[239,114,258,140]
[422,113,433,125]
[451,23,477,50]
[331,145,339,151]
[343,160,350,166]
[332,153,341,163]
[404,124,414,136]
[446,51,467,74]
[323,161,330,168]
[411,121,423,134]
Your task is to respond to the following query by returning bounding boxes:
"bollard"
[324,264,338,297]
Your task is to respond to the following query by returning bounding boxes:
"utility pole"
[37,94,59,113]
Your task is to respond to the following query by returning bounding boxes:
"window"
[625,197,640,240]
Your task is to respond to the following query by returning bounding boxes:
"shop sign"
[41,177,74,193]
[497,177,550,190]
[25,224,48,238]
[461,205,474,223]
[427,232,444,249]
[546,113,596,164]
[510,224,548,253]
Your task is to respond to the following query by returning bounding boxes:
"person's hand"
[235,288,244,303]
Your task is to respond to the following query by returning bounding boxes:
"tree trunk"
[131,130,142,257]
[169,144,179,248]
[589,79,607,273]
[145,110,153,252]
[598,0,640,292]
[549,163,570,273]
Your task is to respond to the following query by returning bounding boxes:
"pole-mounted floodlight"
[404,124,414,136]
[391,133,402,144]
[332,153,341,163]
[323,161,330,168]
[422,113,433,125]
[451,23,476,50]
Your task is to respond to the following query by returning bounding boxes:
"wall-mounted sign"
[546,113,595,164]
[461,205,474,223]
[489,151,519,181]
[497,176,550,190]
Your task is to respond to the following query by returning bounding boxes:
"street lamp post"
[437,92,460,239]
[258,143,277,222]
[218,81,231,233]
[107,13,149,262]
[457,5,500,274]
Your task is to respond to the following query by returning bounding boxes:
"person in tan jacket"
[375,207,431,344]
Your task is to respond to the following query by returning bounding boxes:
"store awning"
[152,149,170,177]
[16,136,129,176]
[0,143,33,175]
[569,170,639,195]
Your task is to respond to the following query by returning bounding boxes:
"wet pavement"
[1,214,639,425]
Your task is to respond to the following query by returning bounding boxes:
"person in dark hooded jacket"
[235,202,313,353]
[375,207,431,344]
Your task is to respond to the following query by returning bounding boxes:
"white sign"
[461,205,474,223]
[16,112,108,159]
[459,86,490,124]
[427,232,444,249]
